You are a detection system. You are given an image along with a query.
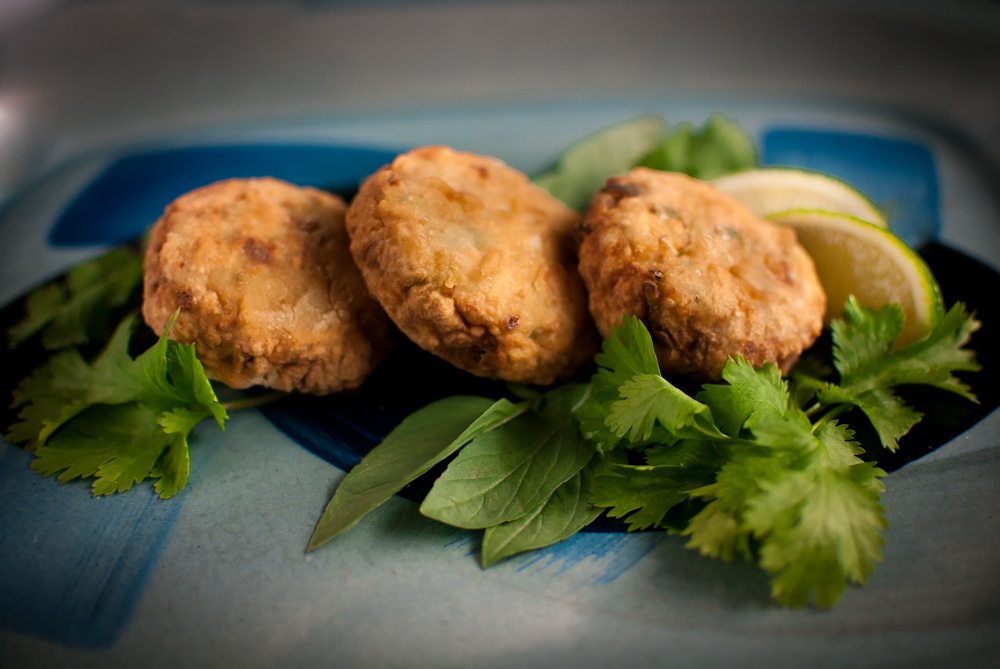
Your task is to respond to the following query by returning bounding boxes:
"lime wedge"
[768,209,942,345]
[715,168,887,228]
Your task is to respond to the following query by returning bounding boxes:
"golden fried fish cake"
[142,177,395,394]
[579,168,825,379]
[346,146,597,385]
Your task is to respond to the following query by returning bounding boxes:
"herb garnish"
[309,300,979,608]
[7,246,143,351]
[6,312,228,498]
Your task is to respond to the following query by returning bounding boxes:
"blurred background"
[1,0,999,199]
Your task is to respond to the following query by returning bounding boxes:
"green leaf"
[152,407,206,498]
[687,412,887,608]
[644,439,720,468]
[7,246,143,350]
[607,373,718,444]
[164,340,228,429]
[7,313,226,448]
[589,461,716,531]
[420,384,593,529]
[697,358,789,438]
[637,113,757,179]
[747,422,887,608]
[31,404,175,496]
[480,456,603,567]
[307,396,526,551]
[819,299,981,450]
[534,115,667,210]
[8,311,226,498]
[8,316,150,445]
[576,315,661,452]
[682,501,751,562]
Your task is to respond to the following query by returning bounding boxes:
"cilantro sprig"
[310,300,979,609]
[6,312,228,498]
[7,246,144,350]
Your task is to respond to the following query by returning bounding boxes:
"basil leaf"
[480,456,603,567]
[419,384,594,529]
[533,115,667,211]
[307,396,526,551]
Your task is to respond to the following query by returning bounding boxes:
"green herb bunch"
[308,299,979,608]
[5,247,229,498]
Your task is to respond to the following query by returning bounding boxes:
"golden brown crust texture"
[579,169,825,379]
[346,146,597,385]
[142,177,395,394]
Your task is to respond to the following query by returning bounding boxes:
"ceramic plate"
[1,98,999,669]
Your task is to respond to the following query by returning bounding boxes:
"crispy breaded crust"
[142,177,394,394]
[579,169,825,379]
[346,146,597,385]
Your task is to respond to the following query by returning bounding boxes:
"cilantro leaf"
[7,312,227,498]
[818,299,981,450]
[307,396,526,551]
[697,358,790,437]
[7,319,140,446]
[7,247,143,350]
[31,404,174,495]
[607,373,720,444]
[686,396,886,608]
[575,315,660,452]
[420,384,593,529]
[589,461,715,531]
[746,422,886,608]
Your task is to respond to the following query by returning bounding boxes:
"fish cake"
[346,146,597,385]
[143,177,395,394]
[579,168,825,379]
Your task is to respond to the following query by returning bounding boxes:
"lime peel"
[715,167,887,228]
[768,208,942,345]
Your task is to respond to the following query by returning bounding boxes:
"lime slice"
[715,168,887,228]
[768,209,942,345]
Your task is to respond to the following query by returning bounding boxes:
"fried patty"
[143,177,395,394]
[346,146,597,385]
[579,169,825,379]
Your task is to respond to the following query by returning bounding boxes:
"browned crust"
[579,169,826,379]
[346,146,597,385]
[142,177,395,394]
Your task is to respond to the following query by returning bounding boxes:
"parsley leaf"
[580,315,959,609]
[7,246,144,350]
[6,312,227,498]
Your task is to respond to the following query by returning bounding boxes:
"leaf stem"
[803,401,824,418]
[812,404,851,432]
[221,391,287,413]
